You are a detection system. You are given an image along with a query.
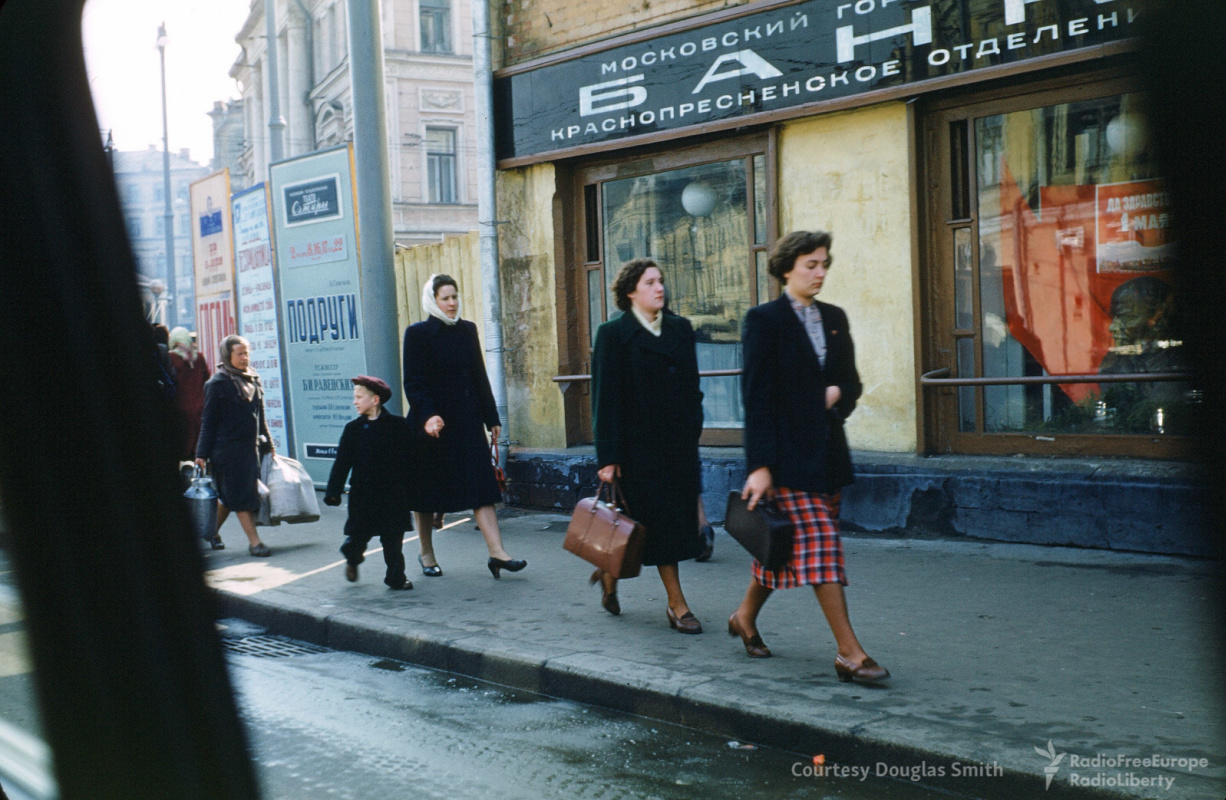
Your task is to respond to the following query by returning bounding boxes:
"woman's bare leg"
[233,510,263,548]
[473,505,513,560]
[414,511,438,566]
[657,564,693,617]
[731,581,773,636]
[814,583,869,663]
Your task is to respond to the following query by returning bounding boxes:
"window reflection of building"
[968,92,1181,436]
[599,159,757,428]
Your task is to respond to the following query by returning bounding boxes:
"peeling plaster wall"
[778,102,917,453]
[497,163,567,448]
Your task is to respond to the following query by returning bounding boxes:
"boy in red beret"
[324,375,416,590]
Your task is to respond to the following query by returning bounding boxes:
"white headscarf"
[421,273,462,325]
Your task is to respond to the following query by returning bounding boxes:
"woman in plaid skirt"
[729,231,889,684]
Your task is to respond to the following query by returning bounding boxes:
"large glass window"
[928,85,1190,454]
[574,138,773,440]
[419,0,451,54]
[425,127,457,204]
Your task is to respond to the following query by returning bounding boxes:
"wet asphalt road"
[221,620,961,800]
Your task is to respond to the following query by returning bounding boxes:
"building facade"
[112,147,211,326]
[486,0,1206,554]
[229,0,479,246]
[209,99,248,194]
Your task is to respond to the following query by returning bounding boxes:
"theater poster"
[232,183,290,455]
[190,170,236,373]
[269,145,366,485]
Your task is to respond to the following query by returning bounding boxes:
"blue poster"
[269,146,367,484]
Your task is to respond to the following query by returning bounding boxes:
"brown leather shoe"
[727,614,771,658]
[589,569,620,615]
[834,654,890,684]
[344,563,358,582]
[666,607,703,634]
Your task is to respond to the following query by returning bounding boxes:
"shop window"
[925,82,1190,456]
[569,134,774,443]
[419,0,451,54]
[425,127,457,204]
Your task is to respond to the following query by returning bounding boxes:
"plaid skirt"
[752,488,847,588]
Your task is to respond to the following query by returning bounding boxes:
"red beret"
[351,375,391,404]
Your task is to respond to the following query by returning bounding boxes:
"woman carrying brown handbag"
[590,258,705,632]
[730,231,889,684]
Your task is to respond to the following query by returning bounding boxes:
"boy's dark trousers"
[340,530,408,588]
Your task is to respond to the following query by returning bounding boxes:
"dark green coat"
[592,311,703,566]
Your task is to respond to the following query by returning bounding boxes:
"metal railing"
[919,367,1193,387]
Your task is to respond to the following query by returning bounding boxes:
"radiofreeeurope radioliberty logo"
[1034,741,1209,792]
[1034,740,1066,789]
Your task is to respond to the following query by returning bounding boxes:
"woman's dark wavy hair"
[431,273,458,296]
[611,258,659,312]
[767,230,833,281]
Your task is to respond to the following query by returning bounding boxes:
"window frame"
[559,129,777,446]
[419,0,452,55]
[424,126,459,204]
[919,68,1191,459]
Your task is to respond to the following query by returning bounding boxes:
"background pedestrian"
[591,258,705,632]
[402,273,525,579]
[323,376,415,591]
[168,326,209,461]
[195,334,273,557]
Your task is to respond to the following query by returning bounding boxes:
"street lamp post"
[157,23,177,327]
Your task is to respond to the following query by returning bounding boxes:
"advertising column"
[269,146,367,485]
[232,183,291,455]
[190,170,236,372]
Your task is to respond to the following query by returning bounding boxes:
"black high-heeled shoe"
[418,554,442,577]
[487,557,527,579]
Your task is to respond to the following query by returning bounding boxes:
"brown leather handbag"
[563,481,645,579]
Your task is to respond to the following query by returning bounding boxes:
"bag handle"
[593,479,630,514]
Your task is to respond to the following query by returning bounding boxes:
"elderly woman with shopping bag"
[195,334,273,557]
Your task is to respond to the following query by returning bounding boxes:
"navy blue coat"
[324,411,416,536]
[402,316,501,512]
[742,294,861,494]
[196,372,271,512]
[592,311,704,565]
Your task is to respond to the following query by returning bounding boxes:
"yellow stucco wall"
[778,102,917,452]
[496,163,568,448]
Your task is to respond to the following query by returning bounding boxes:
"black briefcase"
[723,491,794,571]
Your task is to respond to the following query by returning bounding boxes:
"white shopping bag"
[260,453,321,524]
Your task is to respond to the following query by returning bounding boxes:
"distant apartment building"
[229,0,478,246]
[112,146,210,326]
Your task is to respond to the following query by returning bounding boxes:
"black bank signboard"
[494,0,1140,161]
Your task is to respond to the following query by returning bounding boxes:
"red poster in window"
[997,167,1174,403]
[1095,180,1175,273]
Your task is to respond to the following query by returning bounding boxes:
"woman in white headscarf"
[168,326,209,460]
[402,274,525,580]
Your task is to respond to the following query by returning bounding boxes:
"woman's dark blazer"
[592,311,704,565]
[742,294,862,494]
[325,411,416,536]
[402,316,501,511]
[196,373,271,512]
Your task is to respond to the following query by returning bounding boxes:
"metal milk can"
[184,465,218,541]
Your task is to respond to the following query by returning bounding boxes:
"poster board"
[189,170,236,373]
[268,146,367,484]
[232,183,290,454]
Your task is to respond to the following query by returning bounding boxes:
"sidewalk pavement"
[206,504,1225,799]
